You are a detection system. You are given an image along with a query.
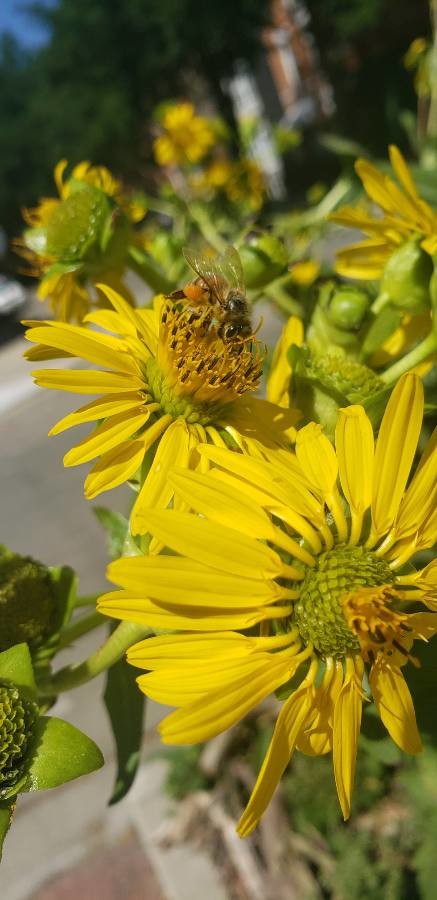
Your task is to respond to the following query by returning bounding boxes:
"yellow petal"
[168,468,275,541]
[333,661,363,820]
[98,591,292,631]
[128,631,262,668]
[25,324,135,373]
[54,158,68,196]
[107,555,287,607]
[388,145,419,202]
[49,392,145,435]
[32,368,144,394]
[63,409,150,466]
[296,423,338,495]
[237,684,314,837]
[226,396,298,448]
[159,656,292,745]
[335,405,374,513]
[131,419,191,533]
[371,373,423,537]
[84,309,137,336]
[132,509,284,579]
[209,468,322,554]
[266,316,303,407]
[391,428,437,542]
[137,659,269,707]
[369,660,421,754]
[84,439,146,498]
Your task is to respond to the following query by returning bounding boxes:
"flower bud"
[327,285,371,330]
[0,681,37,799]
[238,233,287,289]
[45,186,111,263]
[0,548,57,653]
[291,346,384,438]
[380,238,432,313]
[307,281,372,357]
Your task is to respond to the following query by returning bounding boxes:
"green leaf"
[93,507,130,560]
[48,565,77,631]
[0,643,36,699]
[104,656,145,804]
[0,800,14,861]
[25,717,104,791]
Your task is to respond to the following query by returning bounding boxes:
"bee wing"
[221,245,245,293]
[183,245,245,303]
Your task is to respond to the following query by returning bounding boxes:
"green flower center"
[46,187,110,263]
[145,358,227,426]
[0,682,38,798]
[293,545,395,658]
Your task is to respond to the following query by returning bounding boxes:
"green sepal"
[362,385,394,428]
[93,506,140,559]
[42,260,82,279]
[0,800,15,860]
[23,226,48,256]
[0,644,36,700]
[362,304,402,358]
[104,656,145,804]
[24,717,104,791]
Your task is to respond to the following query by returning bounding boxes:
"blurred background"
[1,1,436,898]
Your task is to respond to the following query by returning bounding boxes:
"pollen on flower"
[150,302,264,421]
[342,584,417,664]
[293,545,394,658]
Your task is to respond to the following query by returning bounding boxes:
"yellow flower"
[331,145,437,278]
[18,160,146,322]
[99,373,437,831]
[24,286,296,532]
[288,259,321,286]
[153,103,216,167]
[225,158,266,212]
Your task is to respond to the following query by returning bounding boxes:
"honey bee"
[168,245,254,342]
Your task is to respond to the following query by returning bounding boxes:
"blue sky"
[0,0,53,49]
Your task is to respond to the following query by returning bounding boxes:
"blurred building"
[227,0,333,200]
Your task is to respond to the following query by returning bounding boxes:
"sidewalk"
[0,335,229,900]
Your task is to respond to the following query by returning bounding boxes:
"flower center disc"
[294,545,394,658]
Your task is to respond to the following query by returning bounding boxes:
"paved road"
[0,334,229,900]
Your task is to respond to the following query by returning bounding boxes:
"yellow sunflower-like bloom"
[153,103,216,167]
[99,372,437,831]
[330,145,437,279]
[18,160,146,322]
[24,286,296,531]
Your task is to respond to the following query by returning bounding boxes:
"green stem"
[188,203,227,253]
[264,281,301,316]
[381,331,437,383]
[128,246,174,293]
[371,291,391,315]
[57,611,106,650]
[39,621,152,695]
